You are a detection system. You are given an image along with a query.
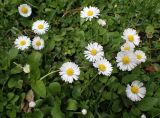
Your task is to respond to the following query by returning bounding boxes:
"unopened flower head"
[81,109,87,115]
[29,101,36,108]
[97,19,106,26]
[23,64,30,73]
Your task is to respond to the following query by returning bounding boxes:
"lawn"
[0,0,160,118]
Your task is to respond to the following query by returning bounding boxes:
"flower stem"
[13,62,23,68]
[40,70,59,80]
[74,112,81,114]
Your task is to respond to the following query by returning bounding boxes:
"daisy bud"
[81,109,87,115]
[141,114,146,118]
[97,19,106,27]
[23,64,30,73]
[29,101,36,108]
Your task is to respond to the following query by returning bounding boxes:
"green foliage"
[0,0,160,118]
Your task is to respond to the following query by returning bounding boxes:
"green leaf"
[66,99,78,111]
[31,80,46,98]
[122,74,139,84]
[45,39,55,52]
[11,66,22,74]
[28,52,41,80]
[8,47,18,60]
[112,99,122,112]
[7,109,16,118]
[28,52,42,65]
[54,35,63,42]
[72,85,81,99]
[85,111,94,118]
[131,107,141,116]
[8,79,16,88]
[106,76,117,85]
[138,97,158,111]
[7,93,15,101]
[51,99,65,118]
[48,82,61,96]
[31,110,44,118]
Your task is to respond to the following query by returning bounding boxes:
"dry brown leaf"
[21,90,34,113]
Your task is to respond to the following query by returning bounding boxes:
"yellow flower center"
[21,7,28,14]
[87,10,93,16]
[136,54,142,60]
[20,40,26,46]
[66,68,74,76]
[98,64,106,71]
[124,46,130,51]
[122,56,130,64]
[38,24,44,29]
[36,41,41,46]
[131,86,139,94]
[90,49,97,55]
[128,35,134,42]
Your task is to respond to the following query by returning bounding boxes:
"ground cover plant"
[0,0,160,118]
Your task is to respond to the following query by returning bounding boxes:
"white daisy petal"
[14,36,31,50]
[84,42,104,62]
[32,20,49,35]
[32,36,44,50]
[93,58,113,76]
[116,51,137,71]
[135,50,147,64]
[18,4,32,17]
[59,62,80,83]
[126,80,146,102]
[122,28,140,46]
[80,6,100,21]
[121,43,135,52]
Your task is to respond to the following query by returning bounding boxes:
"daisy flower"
[32,36,44,50]
[121,43,135,52]
[93,58,113,76]
[116,51,137,71]
[32,20,49,35]
[14,36,31,50]
[80,6,100,21]
[18,4,32,17]
[84,42,104,62]
[122,28,140,46]
[135,50,147,64]
[97,19,106,26]
[126,80,146,102]
[59,62,80,83]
